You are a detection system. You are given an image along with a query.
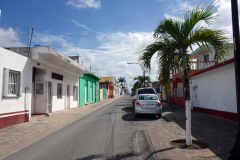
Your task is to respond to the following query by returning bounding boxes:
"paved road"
[4,95,162,160]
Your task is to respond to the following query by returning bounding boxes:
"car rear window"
[138,89,155,94]
[138,95,158,100]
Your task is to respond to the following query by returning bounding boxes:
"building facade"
[169,44,237,121]
[0,48,32,129]
[6,47,90,116]
[79,73,101,106]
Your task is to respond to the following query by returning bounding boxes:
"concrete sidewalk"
[0,95,123,159]
[146,103,238,160]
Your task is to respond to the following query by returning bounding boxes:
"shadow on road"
[121,107,158,121]
[76,152,138,160]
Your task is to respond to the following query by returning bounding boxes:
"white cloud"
[85,54,96,62]
[0,27,25,47]
[117,62,128,68]
[62,32,76,35]
[164,13,184,22]
[169,1,193,13]
[67,0,101,9]
[71,20,94,32]
[125,70,133,76]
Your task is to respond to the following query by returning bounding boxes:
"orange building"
[99,76,118,98]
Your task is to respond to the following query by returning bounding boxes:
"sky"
[0,0,237,91]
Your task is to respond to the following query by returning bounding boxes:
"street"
[3,95,161,160]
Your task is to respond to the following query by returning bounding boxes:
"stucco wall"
[32,61,78,113]
[0,48,32,128]
[79,74,100,106]
[191,63,237,113]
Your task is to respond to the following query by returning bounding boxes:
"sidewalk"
[146,103,238,160]
[0,95,123,159]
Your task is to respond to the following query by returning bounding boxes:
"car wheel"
[158,114,162,119]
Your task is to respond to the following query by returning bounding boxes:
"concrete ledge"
[136,129,158,160]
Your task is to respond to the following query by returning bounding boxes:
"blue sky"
[0,0,236,90]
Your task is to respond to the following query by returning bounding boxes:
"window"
[57,83,62,99]
[204,54,209,61]
[137,88,156,94]
[104,80,110,82]
[73,86,78,101]
[52,72,63,81]
[35,83,44,95]
[3,69,21,97]
[138,95,158,100]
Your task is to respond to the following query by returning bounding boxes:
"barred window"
[57,83,62,99]
[8,70,20,95]
[3,69,21,97]
[73,86,78,101]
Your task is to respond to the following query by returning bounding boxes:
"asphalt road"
[4,95,162,160]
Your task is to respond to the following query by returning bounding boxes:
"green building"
[79,73,102,106]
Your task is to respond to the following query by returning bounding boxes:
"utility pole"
[229,0,240,159]
[28,25,30,48]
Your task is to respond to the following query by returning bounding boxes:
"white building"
[189,44,237,121]
[0,48,32,129]
[2,46,91,128]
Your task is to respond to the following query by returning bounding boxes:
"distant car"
[134,94,162,118]
[132,88,158,106]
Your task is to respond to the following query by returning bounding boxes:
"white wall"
[32,61,78,113]
[0,48,32,118]
[191,63,237,113]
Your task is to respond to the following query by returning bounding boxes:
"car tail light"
[157,103,162,106]
[136,102,141,106]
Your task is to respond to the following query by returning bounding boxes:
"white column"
[186,100,192,145]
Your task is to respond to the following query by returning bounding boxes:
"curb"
[136,129,158,160]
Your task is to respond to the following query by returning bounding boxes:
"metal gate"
[103,88,106,100]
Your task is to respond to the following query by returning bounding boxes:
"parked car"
[134,94,162,118]
[132,88,159,106]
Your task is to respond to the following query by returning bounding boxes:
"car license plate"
[144,104,155,108]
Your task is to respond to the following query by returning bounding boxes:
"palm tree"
[132,75,151,93]
[139,2,230,145]
[118,77,126,87]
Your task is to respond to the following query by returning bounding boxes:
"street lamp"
[229,0,240,159]
[127,62,146,87]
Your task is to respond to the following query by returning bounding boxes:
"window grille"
[57,83,62,99]
[73,86,78,101]
[3,69,20,97]
[8,71,19,95]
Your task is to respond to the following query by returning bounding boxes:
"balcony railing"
[172,61,217,75]
[190,61,217,70]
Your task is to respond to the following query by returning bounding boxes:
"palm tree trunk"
[183,60,192,146]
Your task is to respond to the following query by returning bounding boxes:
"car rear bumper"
[135,106,162,114]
